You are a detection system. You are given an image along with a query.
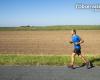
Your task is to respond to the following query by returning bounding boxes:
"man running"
[68,29,92,69]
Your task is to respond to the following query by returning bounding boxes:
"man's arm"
[79,38,84,44]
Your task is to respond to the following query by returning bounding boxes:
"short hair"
[72,29,76,34]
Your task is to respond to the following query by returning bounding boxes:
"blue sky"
[0,0,100,27]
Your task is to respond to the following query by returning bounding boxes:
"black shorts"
[73,48,81,56]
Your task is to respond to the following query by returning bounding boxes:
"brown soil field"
[0,30,100,55]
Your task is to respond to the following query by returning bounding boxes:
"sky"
[0,0,100,27]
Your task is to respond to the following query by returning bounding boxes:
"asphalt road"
[0,66,99,80]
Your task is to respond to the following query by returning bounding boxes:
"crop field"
[0,30,100,56]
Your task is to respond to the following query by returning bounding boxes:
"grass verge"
[0,54,99,66]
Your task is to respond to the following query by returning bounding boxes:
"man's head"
[71,29,76,35]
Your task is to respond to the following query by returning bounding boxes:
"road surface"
[0,66,99,80]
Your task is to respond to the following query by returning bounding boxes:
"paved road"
[0,66,99,80]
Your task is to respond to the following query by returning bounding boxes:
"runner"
[68,29,92,69]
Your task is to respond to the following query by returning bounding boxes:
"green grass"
[0,25,100,31]
[0,54,99,66]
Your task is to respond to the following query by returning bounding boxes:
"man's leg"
[79,54,93,69]
[71,53,76,66]
[79,54,88,63]
[68,53,76,69]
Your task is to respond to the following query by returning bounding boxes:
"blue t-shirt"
[72,34,81,49]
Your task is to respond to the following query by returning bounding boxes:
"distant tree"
[20,26,25,27]
[26,25,31,27]
[20,25,31,27]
